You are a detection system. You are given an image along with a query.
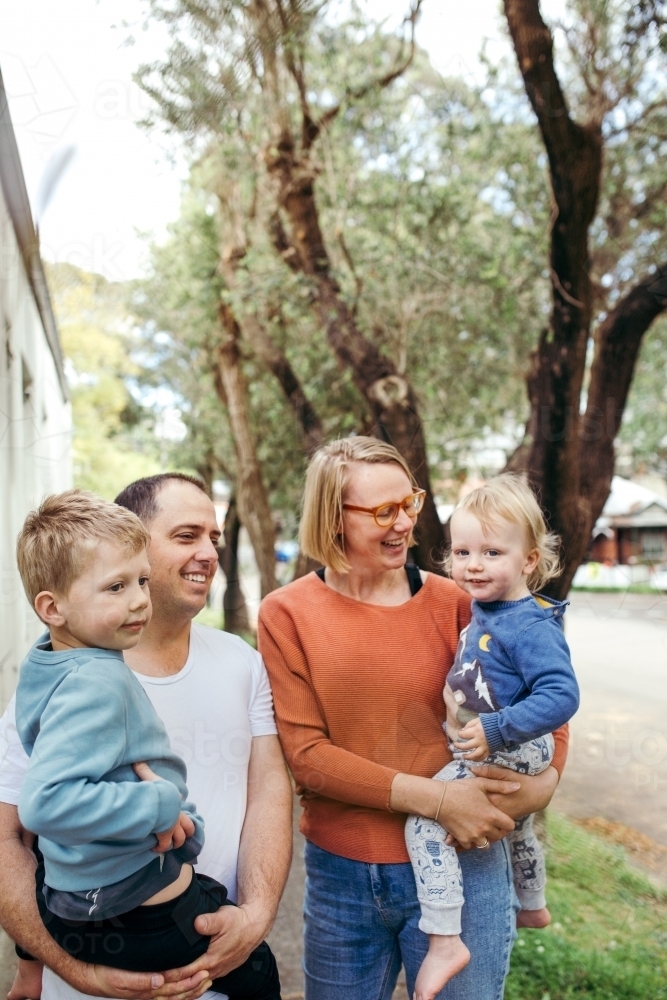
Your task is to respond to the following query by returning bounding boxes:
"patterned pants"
[405,734,554,936]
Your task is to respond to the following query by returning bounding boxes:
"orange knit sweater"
[258,571,569,864]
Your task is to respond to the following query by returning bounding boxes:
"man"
[0,473,292,1000]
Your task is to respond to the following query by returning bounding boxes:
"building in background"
[575,477,667,590]
[0,67,71,711]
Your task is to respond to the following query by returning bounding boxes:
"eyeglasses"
[342,490,426,528]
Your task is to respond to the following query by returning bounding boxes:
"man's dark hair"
[115,473,208,523]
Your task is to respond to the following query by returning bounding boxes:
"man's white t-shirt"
[0,623,278,1000]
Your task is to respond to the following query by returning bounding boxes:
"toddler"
[405,474,579,1000]
[12,490,280,1000]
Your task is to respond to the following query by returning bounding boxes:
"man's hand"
[8,959,43,1000]
[453,718,490,761]
[159,903,267,988]
[68,964,212,1000]
[143,733,291,999]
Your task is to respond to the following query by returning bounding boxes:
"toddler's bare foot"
[414,934,470,1000]
[517,906,551,928]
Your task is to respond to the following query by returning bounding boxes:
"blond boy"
[12,491,280,1000]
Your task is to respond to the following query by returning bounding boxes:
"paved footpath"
[2,590,665,999]
[553,590,667,850]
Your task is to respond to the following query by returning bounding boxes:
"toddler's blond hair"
[17,490,150,607]
[445,474,560,592]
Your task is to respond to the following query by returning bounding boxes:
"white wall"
[0,189,71,712]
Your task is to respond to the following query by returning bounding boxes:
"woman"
[258,438,567,1000]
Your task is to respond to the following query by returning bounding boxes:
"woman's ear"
[34,591,66,628]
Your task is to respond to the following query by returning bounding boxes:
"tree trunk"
[504,0,667,597]
[220,244,324,456]
[218,494,251,635]
[292,549,321,580]
[504,0,602,586]
[571,265,667,587]
[214,302,278,597]
[266,141,445,571]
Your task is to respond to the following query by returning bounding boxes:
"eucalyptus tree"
[134,0,667,591]
[136,0,449,570]
[503,0,667,594]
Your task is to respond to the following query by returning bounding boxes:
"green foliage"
[619,315,667,477]
[506,812,667,1000]
[129,188,234,488]
[128,0,667,525]
[193,605,223,630]
[312,57,551,475]
[134,50,554,512]
[47,263,162,498]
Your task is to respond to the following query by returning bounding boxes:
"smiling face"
[341,461,417,574]
[449,509,539,603]
[35,542,152,651]
[144,480,221,622]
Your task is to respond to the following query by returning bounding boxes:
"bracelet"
[434,782,447,825]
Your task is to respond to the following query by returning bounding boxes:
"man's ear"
[34,591,66,627]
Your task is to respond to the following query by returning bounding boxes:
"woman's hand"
[436,777,518,848]
[390,772,519,850]
[472,764,559,820]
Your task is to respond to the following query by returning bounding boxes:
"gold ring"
[476,837,490,849]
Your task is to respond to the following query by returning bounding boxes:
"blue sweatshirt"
[444,594,579,753]
[16,635,205,892]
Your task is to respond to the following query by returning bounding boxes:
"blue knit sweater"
[444,594,579,753]
[16,635,204,892]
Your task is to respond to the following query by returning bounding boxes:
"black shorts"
[36,860,280,1000]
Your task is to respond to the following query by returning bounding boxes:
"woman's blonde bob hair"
[299,437,416,573]
[445,473,561,592]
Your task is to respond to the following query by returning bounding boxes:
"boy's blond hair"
[299,437,416,573]
[17,490,150,606]
[445,474,561,592]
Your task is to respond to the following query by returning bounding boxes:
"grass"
[506,813,667,1000]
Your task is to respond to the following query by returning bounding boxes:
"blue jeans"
[303,840,517,1000]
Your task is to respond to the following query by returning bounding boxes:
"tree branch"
[580,261,667,521]
[302,0,424,148]
[214,299,278,597]
[218,205,324,456]
[504,0,577,154]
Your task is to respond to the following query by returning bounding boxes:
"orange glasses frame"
[342,489,426,528]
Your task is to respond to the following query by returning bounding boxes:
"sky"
[1,0,561,282]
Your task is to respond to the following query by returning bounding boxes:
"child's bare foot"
[517,906,551,928]
[414,934,470,1000]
